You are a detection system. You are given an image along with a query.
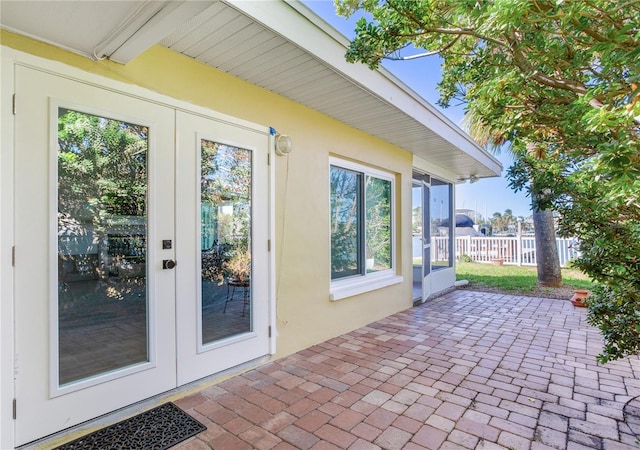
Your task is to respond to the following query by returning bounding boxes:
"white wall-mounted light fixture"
[269,127,293,156]
[457,174,479,184]
[274,133,293,156]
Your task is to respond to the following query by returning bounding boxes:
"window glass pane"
[365,176,391,273]
[330,167,361,279]
[57,108,148,385]
[412,182,423,267]
[431,178,452,269]
[201,141,252,344]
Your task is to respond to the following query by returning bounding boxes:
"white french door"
[412,177,431,302]
[13,66,271,446]
[14,66,177,445]
[175,111,270,385]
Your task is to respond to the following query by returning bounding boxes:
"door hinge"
[12,246,15,266]
[12,94,16,115]
[267,240,271,252]
[268,326,272,338]
[13,399,16,420]
[267,153,271,166]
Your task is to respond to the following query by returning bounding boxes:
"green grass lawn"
[455,261,594,295]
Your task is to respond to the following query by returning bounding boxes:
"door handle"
[162,259,177,270]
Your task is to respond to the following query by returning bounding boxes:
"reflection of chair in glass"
[223,278,250,316]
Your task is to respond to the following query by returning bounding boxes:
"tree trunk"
[532,205,562,287]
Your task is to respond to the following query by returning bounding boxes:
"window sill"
[330,273,403,301]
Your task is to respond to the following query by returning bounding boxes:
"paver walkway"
[174,290,640,449]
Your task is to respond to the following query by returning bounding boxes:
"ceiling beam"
[94,1,212,63]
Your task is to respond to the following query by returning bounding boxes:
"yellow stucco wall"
[1,30,413,360]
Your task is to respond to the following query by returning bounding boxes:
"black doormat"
[53,402,206,450]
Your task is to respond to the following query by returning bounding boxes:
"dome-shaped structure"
[437,214,478,236]
[437,214,474,228]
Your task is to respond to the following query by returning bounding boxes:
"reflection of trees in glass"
[58,109,147,222]
[200,141,252,283]
[57,109,149,382]
[201,141,251,248]
[58,108,148,286]
[365,176,391,271]
[412,205,422,235]
[330,165,392,278]
[330,167,360,278]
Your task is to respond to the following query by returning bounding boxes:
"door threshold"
[18,355,272,450]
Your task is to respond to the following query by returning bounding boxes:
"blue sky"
[303,1,533,219]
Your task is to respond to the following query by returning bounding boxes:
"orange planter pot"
[571,289,589,307]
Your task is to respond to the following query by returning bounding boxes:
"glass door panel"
[57,108,149,386]
[431,178,453,269]
[411,182,423,301]
[423,183,431,277]
[200,140,252,344]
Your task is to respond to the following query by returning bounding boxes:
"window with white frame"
[330,159,399,299]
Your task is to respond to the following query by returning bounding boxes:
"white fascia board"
[226,0,502,177]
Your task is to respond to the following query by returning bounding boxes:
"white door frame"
[1,47,276,449]
[1,47,18,450]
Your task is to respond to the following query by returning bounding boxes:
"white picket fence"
[432,236,580,267]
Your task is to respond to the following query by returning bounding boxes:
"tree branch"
[506,33,589,97]
[385,35,462,60]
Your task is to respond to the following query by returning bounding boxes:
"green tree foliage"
[58,109,148,293]
[330,168,392,276]
[58,109,148,231]
[463,109,563,287]
[330,167,360,277]
[366,175,392,269]
[200,141,252,283]
[201,140,252,250]
[490,209,517,233]
[509,149,640,362]
[335,0,639,362]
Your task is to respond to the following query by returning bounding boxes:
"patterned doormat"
[54,402,206,450]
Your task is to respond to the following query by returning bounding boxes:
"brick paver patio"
[174,290,640,449]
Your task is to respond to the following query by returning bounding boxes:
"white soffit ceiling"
[0,1,158,59]
[0,0,501,179]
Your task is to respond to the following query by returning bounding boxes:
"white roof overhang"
[1,0,501,179]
